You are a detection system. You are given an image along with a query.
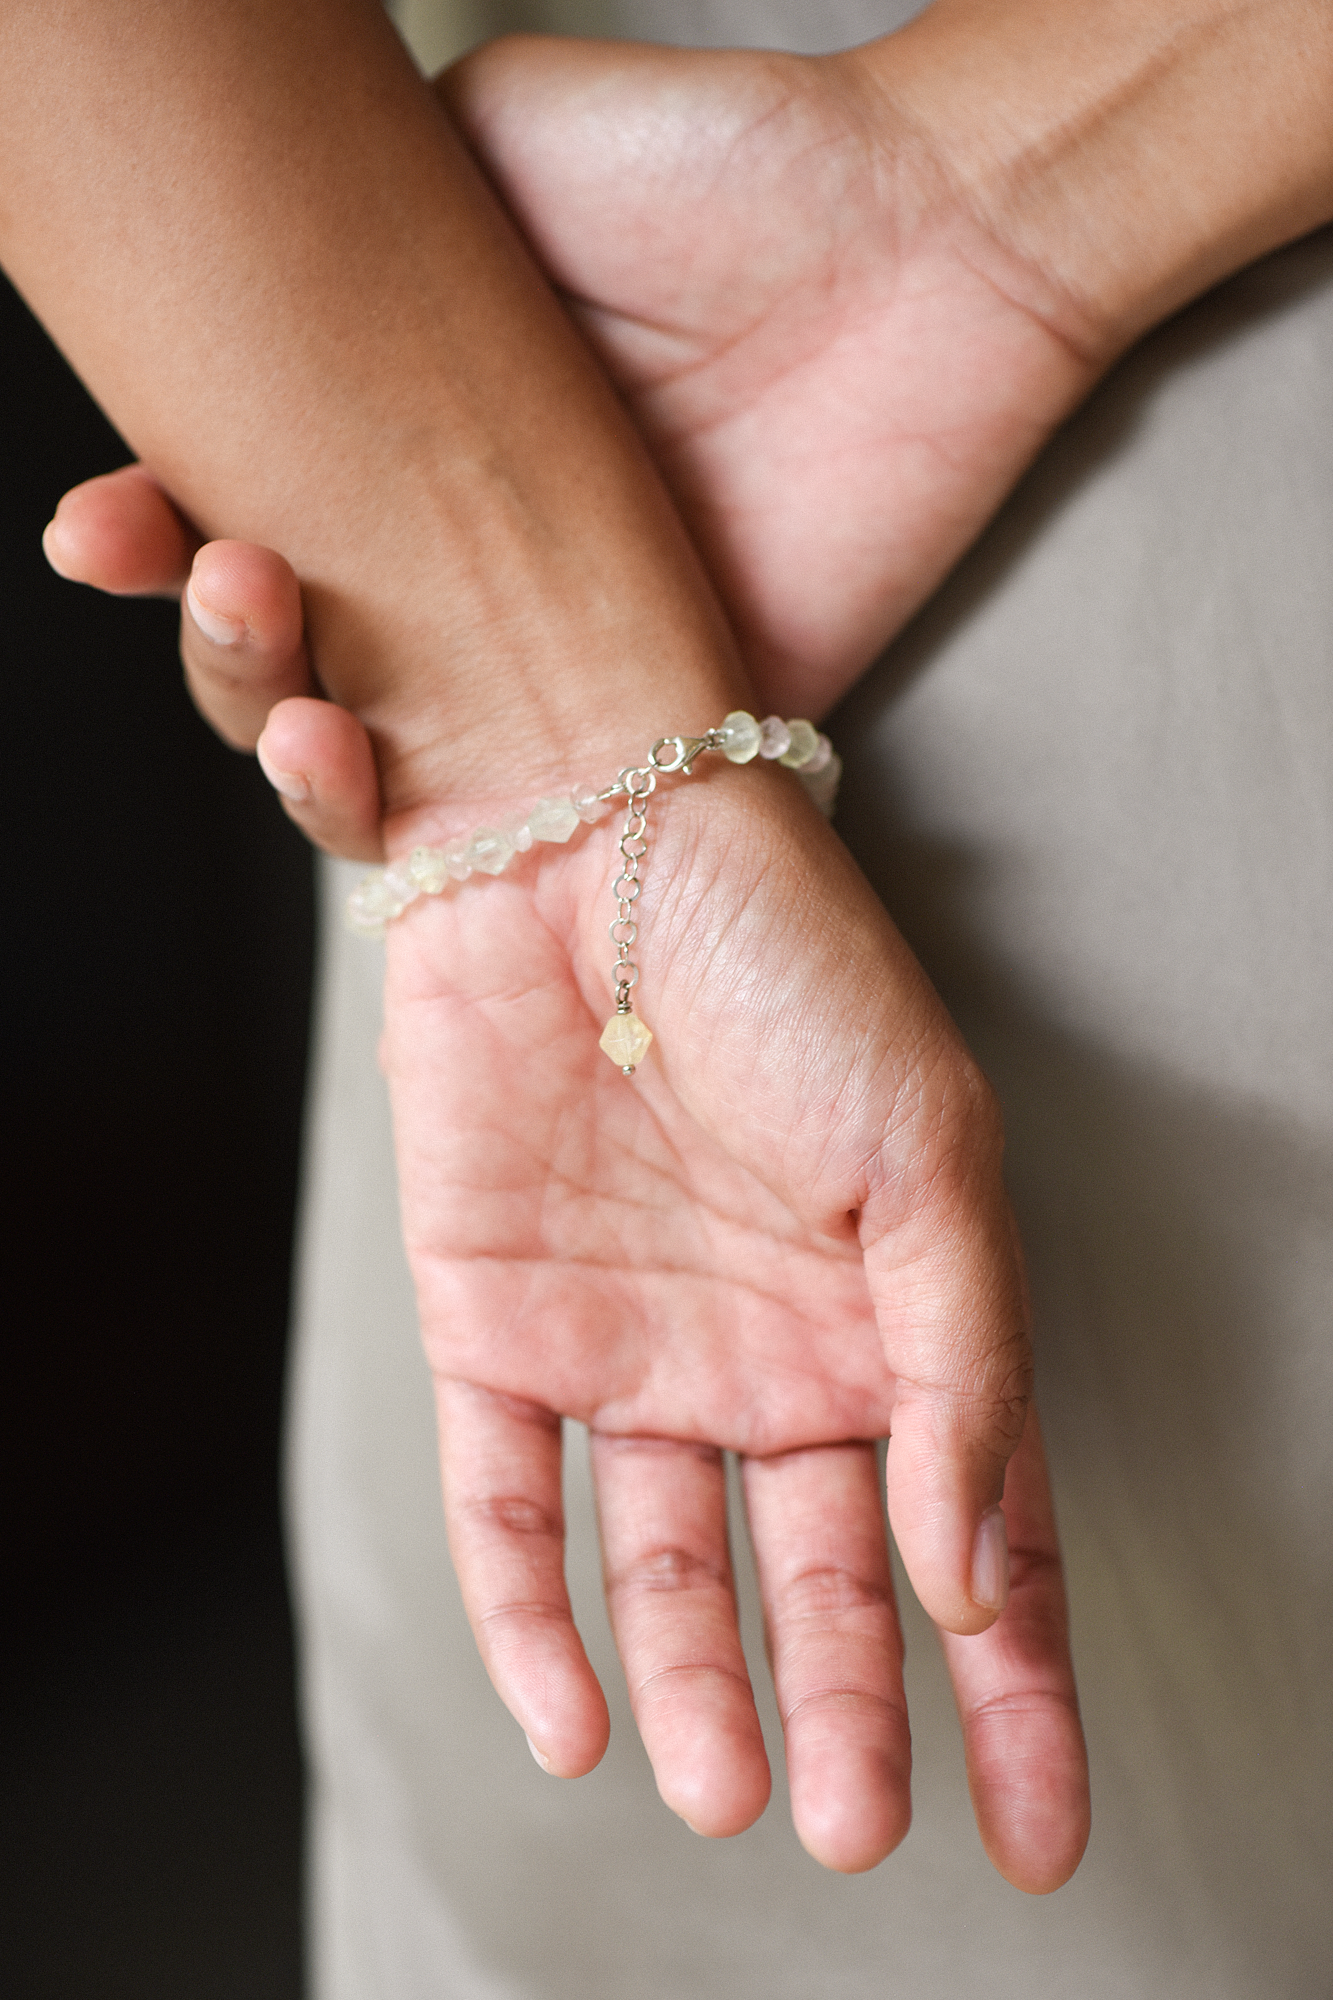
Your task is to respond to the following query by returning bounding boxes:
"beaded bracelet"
[346,709,840,1076]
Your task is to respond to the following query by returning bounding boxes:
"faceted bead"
[503,819,534,853]
[407,846,450,895]
[465,827,515,875]
[802,732,833,774]
[442,839,471,881]
[718,709,761,763]
[571,782,611,824]
[757,715,791,760]
[599,1011,653,1071]
[528,795,581,843]
[779,718,819,768]
[382,858,422,909]
[345,870,406,937]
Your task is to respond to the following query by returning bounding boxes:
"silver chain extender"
[599,731,722,1075]
[609,764,653,1018]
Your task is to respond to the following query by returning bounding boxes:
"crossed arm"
[12,0,1333,1887]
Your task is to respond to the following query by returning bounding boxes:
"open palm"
[385,769,1085,1884]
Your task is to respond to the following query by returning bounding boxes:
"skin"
[4,0,1082,1885]
[28,0,1333,1885]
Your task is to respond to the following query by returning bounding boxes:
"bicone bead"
[345,870,408,937]
[465,827,515,875]
[504,819,534,854]
[529,795,581,843]
[407,846,450,895]
[779,719,819,768]
[443,839,471,881]
[381,859,422,914]
[718,709,761,763]
[572,782,611,824]
[757,715,791,760]
[802,731,833,774]
[599,1011,653,1071]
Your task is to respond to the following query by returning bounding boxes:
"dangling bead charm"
[599,1007,653,1075]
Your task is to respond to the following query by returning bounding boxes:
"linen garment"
[289,3,1333,1993]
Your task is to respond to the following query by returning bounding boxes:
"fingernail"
[186,575,246,647]
[971,1505,1010,1613]
[525,1735,553,1774]
[257,738,310,804]
[41,517,76,578]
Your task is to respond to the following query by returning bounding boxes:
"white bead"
[442,839,471,881]
[529,795,581,842]
[757,715,791,760]
[718,710,761,763]
[382,857,422,906]
[407,846,450,895]
[345,870,407,936]
[504,819,534,853]
[571,782,611,824]
[779,719,819,768]
[465,827,515,875]
[802,732,833,774]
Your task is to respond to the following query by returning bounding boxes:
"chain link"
[611,765,656,1010]
[607,731,726,1017]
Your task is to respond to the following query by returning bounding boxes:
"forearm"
[849,0,1333,355]
[0,0,744,825]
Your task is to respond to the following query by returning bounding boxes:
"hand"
[34,24,1092,1886]
[378,761,1087,1885]
[42,28,1104,833]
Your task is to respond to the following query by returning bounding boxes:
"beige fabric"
[289,6,1333,1992]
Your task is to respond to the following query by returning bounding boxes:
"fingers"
[939,1406,1090,1894]
[44,474,383,857]
[179,538,315,748]
[256,697,384,862]
[43,463,199,596]
[434,1377,610,1778]
[180,545,383,856]
[867,1089,1034,1638]
[591,1434,770,1838]
[743,1443,911,1873]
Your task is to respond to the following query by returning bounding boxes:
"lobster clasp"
[650,733,709,775]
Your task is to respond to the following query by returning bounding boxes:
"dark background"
[3,271,310,1997]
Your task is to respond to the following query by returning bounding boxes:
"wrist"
[840,0,1333,355]
[371,703,840,892]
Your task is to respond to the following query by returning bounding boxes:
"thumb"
[865,1079,1032,1635]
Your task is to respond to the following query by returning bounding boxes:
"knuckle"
[776,1563,892,1622]
[972,1367,1033,1465]
[608,1544,730,1600]
[466,1494,562,1540]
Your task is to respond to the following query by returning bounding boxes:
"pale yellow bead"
[779,719,819,768]
[599,1011,653,1071]
[718,710,761,763]
[407,846,450,895]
